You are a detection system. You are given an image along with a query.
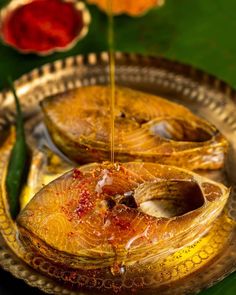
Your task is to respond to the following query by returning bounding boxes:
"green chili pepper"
[6,78,28,219]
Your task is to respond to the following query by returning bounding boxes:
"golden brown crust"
[17,162,229,269]
[41,86,228,170]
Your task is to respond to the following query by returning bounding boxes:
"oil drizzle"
[107,0,115,163]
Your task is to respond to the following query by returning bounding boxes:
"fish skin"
[17,162,229,269]
[41,86,228,170]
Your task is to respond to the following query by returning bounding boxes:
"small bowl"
[0,0,91,56]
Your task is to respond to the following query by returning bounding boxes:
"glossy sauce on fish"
[41,86,228,169]
[17,162,229,271]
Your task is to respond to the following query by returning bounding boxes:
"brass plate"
[0,52,236,294]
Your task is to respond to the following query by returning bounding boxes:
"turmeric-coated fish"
[41,86,228,170]
[17,162,229,269]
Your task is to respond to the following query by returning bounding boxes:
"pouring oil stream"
[107,0,115,163]
[107,0,126,276]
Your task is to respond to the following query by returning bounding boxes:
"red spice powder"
[75,188,93,218]
[113,215,131,231]
[72,168,83,180]
[2,0,84,52]
[61,181,94,221]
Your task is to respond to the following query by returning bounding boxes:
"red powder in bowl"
[2,0,84,53]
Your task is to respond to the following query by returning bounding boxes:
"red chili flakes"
[61,184,94,220]
[75,188,93,218]
[61,199,78,222]
[73,168,83,180]
[113,215,131,231]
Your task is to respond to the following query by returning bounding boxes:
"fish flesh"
[41,86,228,170]
[17,162,229,269]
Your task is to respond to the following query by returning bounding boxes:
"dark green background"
[0,0,236,294]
